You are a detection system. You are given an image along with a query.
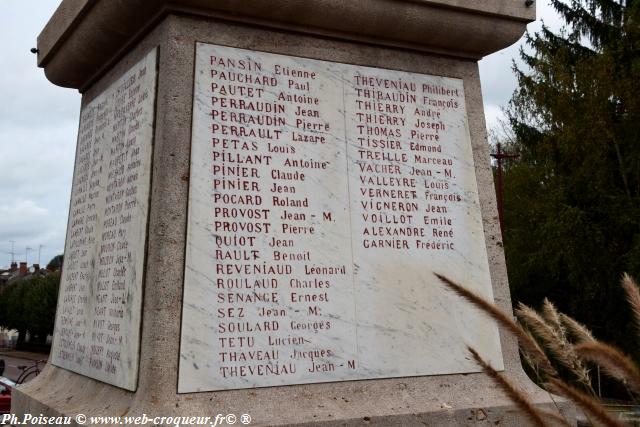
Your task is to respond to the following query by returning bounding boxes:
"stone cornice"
[37,0,535,89]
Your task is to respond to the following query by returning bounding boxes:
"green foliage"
[0,273,60,340]
[46,254,63,271]
[503,0,640,370]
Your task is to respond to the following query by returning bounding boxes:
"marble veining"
[179,43,502,393]
[50,49,157,391]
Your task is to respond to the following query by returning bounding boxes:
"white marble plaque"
[51,49,157,391]
[179,43,502,392]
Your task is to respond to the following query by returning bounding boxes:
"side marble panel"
[50,49,157,391]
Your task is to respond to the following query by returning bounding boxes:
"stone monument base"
[15,363,575,426]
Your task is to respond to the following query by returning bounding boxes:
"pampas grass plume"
[434,273,557,378]
[559,314,595,344]
[469,347,550,427]
[574,341,640,394]
[546,379,625,427]
[622,273,640,336]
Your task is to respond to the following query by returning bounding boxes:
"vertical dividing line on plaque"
[341,68,360,374]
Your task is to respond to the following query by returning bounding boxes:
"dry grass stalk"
[537,410,575,427]
[546,378,625,427]
[575,341,640,394]
[521,328,543,376]
[517,304,559,349]
[523,333,557,379]
[434,273,557,377]
[516,303,592,389]
[468,347,550,427]
[622,273,640,335]
[542,299,565,337]
[559,314,595,344]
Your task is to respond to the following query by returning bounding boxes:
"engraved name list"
[180,43,502,393]
[51,50,157,391]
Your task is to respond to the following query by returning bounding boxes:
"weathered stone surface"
[181,43,502,392]
[50,49,156,391]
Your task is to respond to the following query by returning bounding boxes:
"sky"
[0,1,564,269]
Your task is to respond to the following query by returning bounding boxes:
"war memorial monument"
[13,0,575,425]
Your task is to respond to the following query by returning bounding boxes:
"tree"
[0,273,60,344]
[0,279,30,344]
[23,273,60,341]
[46,254,63,271]
[503,0,640,371]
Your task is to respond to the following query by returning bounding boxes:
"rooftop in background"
[0,262,58,287]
